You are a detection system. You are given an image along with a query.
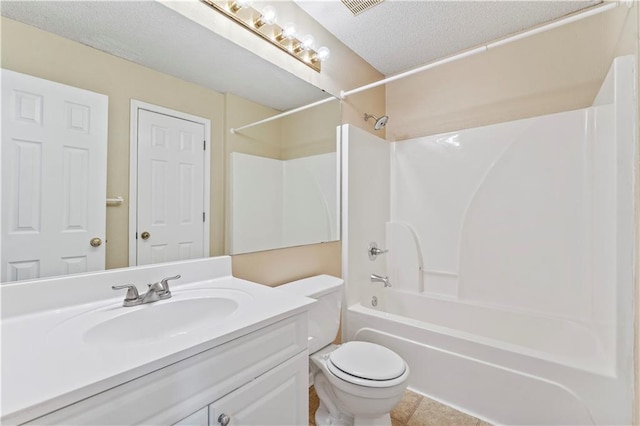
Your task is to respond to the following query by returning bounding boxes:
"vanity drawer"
[28,313,307,425]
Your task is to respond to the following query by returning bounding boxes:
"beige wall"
[342,86,387,140]
[225,93,282,160]
[225,92,340,161]
[281,100,341,160]
[231,241,341,287]
[386,4,637,141]
[1,17,227,268]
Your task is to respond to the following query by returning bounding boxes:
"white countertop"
[1,257,313,424]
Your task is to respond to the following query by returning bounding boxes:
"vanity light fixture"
[201,0,330,72]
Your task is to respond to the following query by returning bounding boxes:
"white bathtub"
[344,290,629,425]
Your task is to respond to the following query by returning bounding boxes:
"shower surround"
[341,56,636,424]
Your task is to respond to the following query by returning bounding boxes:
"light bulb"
[275,22,297,43]
[230,0,252,13]
[262,6,278,25]
[314,46,330,62]
[281,22,297,40]
[254,5,277,28]
[301,34,315,51]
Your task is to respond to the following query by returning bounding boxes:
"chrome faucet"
[370,274,391,287]
[112,275,181,307]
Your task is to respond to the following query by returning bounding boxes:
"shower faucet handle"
[368,242,388,261]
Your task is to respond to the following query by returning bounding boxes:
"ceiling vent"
[341,0,385,16]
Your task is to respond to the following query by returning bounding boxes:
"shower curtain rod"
[230,96,337,134]
[230,0,627,134]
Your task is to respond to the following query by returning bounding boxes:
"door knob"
[90,237,102,247]
[218,414,230,426]
[140,231,151,240]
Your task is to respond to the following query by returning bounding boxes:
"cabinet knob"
[218,413,231,426]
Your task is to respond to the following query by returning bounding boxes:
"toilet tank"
[277,275,343,354]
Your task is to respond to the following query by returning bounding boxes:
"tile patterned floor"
[309,387,491,426]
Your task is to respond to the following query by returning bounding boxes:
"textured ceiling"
[295,0,602,76]
[1,1,330,111]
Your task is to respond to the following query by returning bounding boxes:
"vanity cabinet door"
[174,407,208,426]
[209,352,308,426]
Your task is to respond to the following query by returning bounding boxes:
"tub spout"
[370,274,391,287]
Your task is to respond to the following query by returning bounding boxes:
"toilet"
[278,275,409,426]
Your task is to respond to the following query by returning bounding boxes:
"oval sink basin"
[47,288,253,347]
[83,297,238,345]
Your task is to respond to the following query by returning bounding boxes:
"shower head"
[364,113,388,130]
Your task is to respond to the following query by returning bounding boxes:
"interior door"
[1,69,108,282]
[136,108,206,266]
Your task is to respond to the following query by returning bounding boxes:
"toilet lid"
[328,341,406,381]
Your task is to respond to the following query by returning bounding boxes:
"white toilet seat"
[326,341,408,388]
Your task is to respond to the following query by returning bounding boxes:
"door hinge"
[203,140,206,150]
[203,212,206,222]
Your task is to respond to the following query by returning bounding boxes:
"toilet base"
[354,414,392,426]
[313,364,394,426]
[314,401,391,426]
[314,401,352,426]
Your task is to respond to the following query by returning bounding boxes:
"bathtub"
[344,289,630,425]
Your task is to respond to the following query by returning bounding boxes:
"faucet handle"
[160,274,181,293]
[112,284,139,301]
[368,242,388,261]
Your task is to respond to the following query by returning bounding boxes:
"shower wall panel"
[230,152,337,254]
[392,103,615,321]
[340,125,390,308]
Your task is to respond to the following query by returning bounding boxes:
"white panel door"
[136,109,206,266]
[1,69,108,282]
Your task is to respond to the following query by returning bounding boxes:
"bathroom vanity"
[1,256,313,425]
